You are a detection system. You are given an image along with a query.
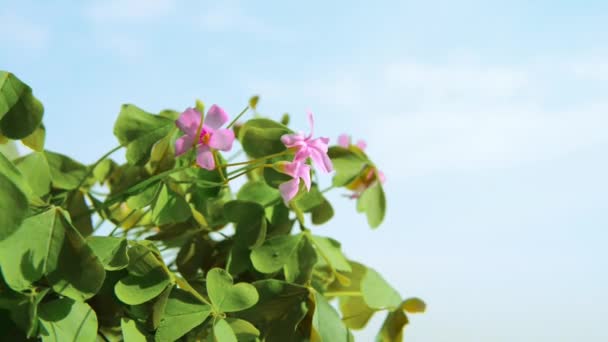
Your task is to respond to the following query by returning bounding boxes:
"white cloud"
[249,60,608,178]
[84,0,175,22]
[0,13,50,50]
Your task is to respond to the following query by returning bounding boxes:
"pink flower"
[281,112,333,173]
[337,134,367,150]
[175,105,235,170]
[277,161,311,203]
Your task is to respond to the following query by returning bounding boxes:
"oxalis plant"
[0,70,426,342]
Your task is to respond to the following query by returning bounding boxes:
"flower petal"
[208,128,235,151]
[337,134,350,148]
[281,133,305,147]
[356,139,367,150]
[196,146,215,170]
[279,178,300,203]
[204,104,229,129]
[175,135,195,156]
[306,111,315,138]
[298,163,311,191]
[176,108,202,135]
[309,148,333,173]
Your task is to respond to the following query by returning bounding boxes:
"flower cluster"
[277,112,333,202]
[175,105,235,170]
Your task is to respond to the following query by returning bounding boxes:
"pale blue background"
[2,1,608,341]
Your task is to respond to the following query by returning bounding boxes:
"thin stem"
[221,150,290,168]
[213,151,226,182]
[225,164,272,182]
[323,291,363,297]
[227,105,249,128]
[320,185,334,194]
[69,144,122,201]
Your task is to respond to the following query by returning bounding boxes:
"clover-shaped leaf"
[206,268,259,313]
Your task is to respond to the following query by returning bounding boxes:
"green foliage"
[0,72,424,342]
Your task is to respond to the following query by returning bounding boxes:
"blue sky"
[2,1,608,340]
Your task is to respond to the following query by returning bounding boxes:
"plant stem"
[221,150,290,168]
[227,105,249,128]
[69,145,123,202]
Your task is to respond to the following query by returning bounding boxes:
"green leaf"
[14,152,51,197]
[224,200,267,249]
[311,199,334,225]
[38,298,98,342]
[126,242,165,276]
[0,71,44,140]
[93,158,117,184]
[339,296,375,330]
[356,181,386,228]
[115,267,171,305]
[0,209,64,291]
[206,268,259,313]
[66,191,93,236]
[46,210,106,301]
[250,234,317,284]
[249,95,260,110]
[376,309,408,342]
[21,124,45,151]
[87,236,129,271]
[239,118,291,158]
[237,180,281,206]
[293,185,325,213]
[155,288,212,342]
[236,280,309,341]
[121,317,149,342]
[361,268,401,310]
[312,292,350,342]
[328,147,368,187]
[0,152,28,241]
[401,297,426,313]
[151,284,173,329]
[311,236,352,273]
[227,318,260,340]
[151,184,191,226]
[44,151,87,190]
[113,104,174,165]
[214,319,238,342]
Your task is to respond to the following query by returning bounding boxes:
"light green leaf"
[339,296,375,330]
[0,209,65,291]
[21,124,45,151]
[14,152,51,197]
[151,184,191,226]
[155,288,211,342]
[328,147,368,187]
[206,268,259,313]
[361,268,401,310]
[121,317,148,342]
[38,298,98,342]
[214,318,237,342]
[113,104,174,165]
[44,151,87,190]
[86,236,129,271]
[356,181,386,228]
[250,234,302,273]
[237,180,281,206]
[227,318,260,339]
[66,190,93,236]
[312,292,350,342]
[311,236,352,273]
[0,71,44,140]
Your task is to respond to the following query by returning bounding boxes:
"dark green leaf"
[0,152,28,241]
[115,267,171,305]
[239,118,291,158]
[0,71,44,140]
[151,184,191,226]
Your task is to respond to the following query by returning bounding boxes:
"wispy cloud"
[249,59,608,178]
[84,0,175,23]
[0,13,50,50]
